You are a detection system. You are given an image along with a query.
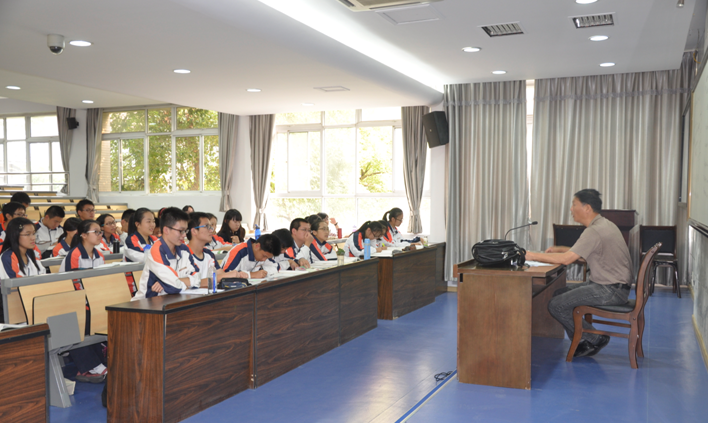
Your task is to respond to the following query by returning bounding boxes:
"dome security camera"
[47,34,65,55]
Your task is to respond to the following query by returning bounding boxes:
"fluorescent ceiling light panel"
[69,40,92,47]
[82,100,94,103]
[173,69,191,74]
[462,47,481,52]
[492,70,507,75]
[259,0,445,93]
[600,62,615,67]
[590,35,609,41]
[5,86,21,90]
[576,0,598,4]
[247,88,262,92]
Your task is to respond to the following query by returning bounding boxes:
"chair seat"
[593,299,636,313]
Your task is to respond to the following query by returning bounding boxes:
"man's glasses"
[194,224,215,231]
[81,208,96,213]
[165,226,188,235]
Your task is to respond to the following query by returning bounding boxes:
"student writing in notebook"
[221,234,280,278]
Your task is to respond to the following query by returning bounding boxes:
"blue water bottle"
[364,239,371,260]
[255,224,261,240]
[210,264,217,294]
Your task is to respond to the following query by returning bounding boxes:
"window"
[99,107,219,193]
[268,109,431,233]
[0,114,66,191]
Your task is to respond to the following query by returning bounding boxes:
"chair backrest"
[49,265,60,274]
[81,273,132,335]
[26,209,41,221]
[634,243,662,314]
[552,224,585,247]
[19,280,76,325]
[640,226,676,255]
[6,289,27,324]
[33,290,87,342]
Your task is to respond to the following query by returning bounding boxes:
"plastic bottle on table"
[364,239,371,260]
[254,224,261,240]
[210,264,217,293]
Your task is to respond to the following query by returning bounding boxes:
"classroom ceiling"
[0,0,702,115]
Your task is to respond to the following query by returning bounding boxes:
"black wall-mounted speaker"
[422,111,448,148]
[67,117,79,130]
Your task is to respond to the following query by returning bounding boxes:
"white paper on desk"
[180,288,224,295]
[525,260,554,267]
[371,250,394,257]
[268,270,304,280]
[95,261,135,269]
[248,278,266,285]
[310,261,338,268]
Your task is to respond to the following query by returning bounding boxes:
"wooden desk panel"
[255,273,340,386]
[378,247,437,320]
[340,260,378,344]
[0,324,49,423]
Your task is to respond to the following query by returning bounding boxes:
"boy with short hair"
[34,205,65,253]
[221,234,280,279]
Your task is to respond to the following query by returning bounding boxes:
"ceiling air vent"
[480,22,524,37]
[571,13,614,29]
[336,0,442,12]
[315,86,350,92]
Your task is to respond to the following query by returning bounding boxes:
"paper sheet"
[180,288,224,295]
[525,260,554,267]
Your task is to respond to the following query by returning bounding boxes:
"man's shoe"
[573,340,596,357]
[586,336,610,357]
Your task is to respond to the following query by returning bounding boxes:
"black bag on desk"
[471,239,526,267]
[218,277,250,290]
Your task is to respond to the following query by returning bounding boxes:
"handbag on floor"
[471,239,526,267]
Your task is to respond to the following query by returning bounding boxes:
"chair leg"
[628,321,639,369]
[673,264,681,299]
[637,311,645,358]
[566,309,585,362]
[649,263,656,296]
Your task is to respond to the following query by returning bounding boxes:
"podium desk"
[454,260,567,390]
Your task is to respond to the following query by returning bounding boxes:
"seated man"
[221,234,280,278]
[526,189,632,358]
[285,218,313,268]
[132,207,203,301]
[35,205,65,254]
[271,228,300,271]
[186,211,248,281]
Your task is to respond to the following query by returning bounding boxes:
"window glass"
[148,108,172,133]
[7,141,27,172]
[29,143,51,172]
[102,110,145,133]
[0,119,4,139]
[270,133,287,193]
[175,136,200,191]
[6,117,26,140]
[361,107,401,121]
[287,132,320,191]
[204,135,220,191]
[266,198,322,230]
[30,115,58,137]
[99,140,116,192]
[322,198,356,234]
[358,127,393,193]
[31,174,51,184]
[52,142,64,173]
[275,111,321,125]
[0,147,5,184]
[148,135,171,193]
[325,110,355,126]
[176,108,217,130]
[324,128,355,195]
[122,138,144,191]
[393,128,404,192]
[7,174,27,187]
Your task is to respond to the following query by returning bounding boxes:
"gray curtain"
[56,107,75,194]
[218,113,239,211]
[85,108,103,202]
[250,114,275,230]
[444,82,528,281]
[401,106,429,233]
[531,52,695,254]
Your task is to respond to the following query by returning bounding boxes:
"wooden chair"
[26,209,41,221]
[19,280,76,325]
[640,225,680,298]
[6,289,27,324]
[552,224,588,281]
[82,273,132,335]
[33,290,87,341]
[566,243,661,369]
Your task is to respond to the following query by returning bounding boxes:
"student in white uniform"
[186,212,248,281]
[96,213,121,253]
[118,209,135,245]
[60,220,105,272]
[205,213,232,251]
[221,234,281,278]
[380,208,420,248]
[34,205,65,255]
[52,217,80,257]
[344,221,387,258]
[0,218,46,279]
[123,208,157,263]
[284,218,313,267]
[271,228,299,271]
[309,218,338,262]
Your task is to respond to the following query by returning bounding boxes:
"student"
[344,221,386,257]
[0,202,29,245]
[153,217,162,238]
[0,192,31,228]
[205,213,232,251]
[132,208,203,301]
[182,205,194,215]
[271,228,299,270]
[221,234,280,278]
[96,214,121,252]
[186,212,248,281]
[124,208,157,263]
[118,208,135,244]
[217,209,246,245]
[34,205,65,254]
[76,199,96,221]
[285,218,314,267]
[52,217,80,257]
[310,219,338,262]
[0,218,47,278]
[317,212,340,237]
[60,220,105,272]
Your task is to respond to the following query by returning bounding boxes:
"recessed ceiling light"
[462,47,481,53]
[82,100,94,104]
[492,70,507,75]
[5,85,20,90]
[590,35,609,41]
[69,40,92,47]
[600,62,615,67]
[173,69,191,74]
[576,0,598,4]
[246,88,261,92]
[302,103,314,106]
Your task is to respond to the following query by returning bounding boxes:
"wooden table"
[377,245,439,320]
[454,260,567,390]
[0,324,50,422]
[107,259,379,423]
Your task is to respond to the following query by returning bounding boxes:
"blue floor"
[51,288,708,423]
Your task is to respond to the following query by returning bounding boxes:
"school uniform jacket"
[310,238,337,262]
[283,242,312,263]
[273,253,292,270]
[98,233,121,253]
[132,238,201,301]
[344,231,369,257]
[124,232,158,263]
[0,249,46,278]
[206,235,231,250]
[59,244,105,273]
[187,244,221,280]
[382,224,410,248]
[221,239,278,277]
[52,239,71,257]
[34,221,64,253]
